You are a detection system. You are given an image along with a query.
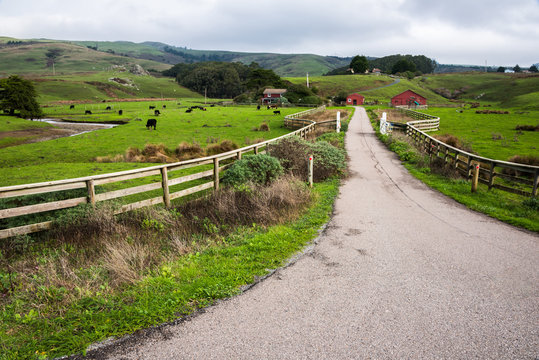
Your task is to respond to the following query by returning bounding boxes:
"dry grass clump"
[141,143,174,163]
[176,141,204,160]
[176,175,311,232]
[258,122,270,131]
[245,137,265,145]
[503,155,539,177]
[205,139,239,156]
[515,124,539,131]
[434,134,474,153]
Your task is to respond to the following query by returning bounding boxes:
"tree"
[513,64,521,73]
[391,59,416,74]
[529,65,538,73]
[0,75,43,118]
[350,55,369,74]
[497,66,506,73]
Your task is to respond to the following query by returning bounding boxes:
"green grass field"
[34,72,200,103]
[286,75,452,105]
[420,107,539,160]
[0,102,302,186]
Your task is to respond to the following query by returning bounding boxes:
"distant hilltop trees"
[324,54,437,76]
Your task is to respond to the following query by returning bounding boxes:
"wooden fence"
[0,107,332,240]
[403,109,539,197]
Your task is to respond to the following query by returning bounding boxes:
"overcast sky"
[1,0,538,66]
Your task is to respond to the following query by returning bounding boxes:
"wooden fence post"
[237,150,242,160]
[471,163,480,193]
[308,155,313,188]
[467,156,473,179]
[161,167,171,208]
[213,157,220,190]
[533,169,539,197]
[87,179,96,206]
[488,161,496,190]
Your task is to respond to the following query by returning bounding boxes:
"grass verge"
[0,178,339,359]
[365,108,539,232]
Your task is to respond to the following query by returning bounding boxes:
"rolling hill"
[1,37,351,77]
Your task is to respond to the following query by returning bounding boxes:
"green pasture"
[286,75,451,105]
[415,72,539,110]
[35,72,199,103]
[285,74,394,97]
[419,107,539,160]
[0,102,302,187]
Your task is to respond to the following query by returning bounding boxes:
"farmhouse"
[391,90,427,107]
[346,93,365,105]
[261,89,287,104]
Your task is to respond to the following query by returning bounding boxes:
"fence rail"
[0,106,331,240]
[403,109,539,197]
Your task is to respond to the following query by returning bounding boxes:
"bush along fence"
[0,106,336,240]
[396,108,539,197]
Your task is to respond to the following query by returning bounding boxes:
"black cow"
[257,105,260,110]
[146,119,157,130]
[85,110,92,115]
[185,109,192,113]
[154,109,160,116]
[69,105,75,109]
[162,105,166,109]
[273,110,281,115]
[149,105,156,110]
[118,110,123,115]
[105,106,112,110]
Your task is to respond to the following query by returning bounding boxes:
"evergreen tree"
[529,65,538,73]
[391,59,416,74]
[350,55,369,74]
[513,64,521,73]
[497,66,506,73]
[0,75,43,118]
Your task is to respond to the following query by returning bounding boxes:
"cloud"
[0,0,538,65]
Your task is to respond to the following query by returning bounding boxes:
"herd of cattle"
[68,103,283,130]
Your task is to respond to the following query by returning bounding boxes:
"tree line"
[163,62,320,104]
[325,54,437,76]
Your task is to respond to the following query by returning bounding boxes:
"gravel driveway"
[94,107,538,359]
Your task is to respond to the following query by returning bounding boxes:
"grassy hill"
[413,72,539,110]
[0,40,171,76]
[286,74,452,105]
[33,72,201,103]
[2,38,350,77]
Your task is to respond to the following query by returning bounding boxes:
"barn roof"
[392,89,425,99]
[348,93,365,98]
[263,89,287,95]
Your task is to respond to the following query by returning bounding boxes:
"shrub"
[176,175,311,229]
[269,136,311,179]
[310,141,347,181]
[269,136,346,181]
[222,154,283,187]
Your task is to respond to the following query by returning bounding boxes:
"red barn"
[391,90,427,107]
[261,89,287,104]
[346,93,365,105]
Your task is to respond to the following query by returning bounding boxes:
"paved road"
[101,107,538,359]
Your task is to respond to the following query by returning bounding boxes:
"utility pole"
[306,72,309,88]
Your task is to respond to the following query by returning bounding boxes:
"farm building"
[261,89,287,104]
[391,90,427,107]
[346,93,365,105]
